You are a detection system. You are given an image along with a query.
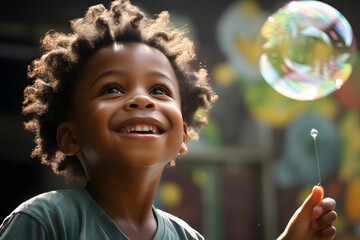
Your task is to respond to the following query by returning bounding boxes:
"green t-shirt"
[0,187,204,240]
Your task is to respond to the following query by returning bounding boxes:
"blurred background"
[1,0,360,239]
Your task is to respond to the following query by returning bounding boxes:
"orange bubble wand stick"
[311,128,321,186]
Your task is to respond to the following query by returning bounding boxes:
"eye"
[150,84,172,96]
[100,84,124,96]
[151,89,166,95]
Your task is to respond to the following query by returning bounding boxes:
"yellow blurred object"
[243,79,338,128]
[213,63,236,86]
[304,96,339,120]
[234,0,262,64]
[159,182,183,209]
[192,169,208,188]
[244,82,305,128]
[234,34,260,64]
[345,180,360,223]
[234,0,262,66]
[238,0,260,19]
[339,112,360,182]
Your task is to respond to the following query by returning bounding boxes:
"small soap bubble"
[310,128,318,139]
[258,1,357,101]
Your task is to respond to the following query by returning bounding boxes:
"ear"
[57,121,80,156]
[179,123,189,155]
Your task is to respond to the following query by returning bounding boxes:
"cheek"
[164,104,185,147]
[76,113,113,169]
[162,101,183,126]
[75,102,112,150]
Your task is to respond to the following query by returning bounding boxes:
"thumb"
[300,186,324,217]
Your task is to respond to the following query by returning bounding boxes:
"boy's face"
[62,42,188,176]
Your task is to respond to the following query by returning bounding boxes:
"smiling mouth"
[118,124,165,134]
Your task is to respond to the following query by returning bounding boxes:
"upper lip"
[115,117,166,134]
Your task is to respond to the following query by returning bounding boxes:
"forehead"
[80,42,178,84]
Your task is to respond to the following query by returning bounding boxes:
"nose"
[124,94,156,111]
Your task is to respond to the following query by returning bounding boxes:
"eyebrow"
[91,70,122,87]
[91,70,175,87]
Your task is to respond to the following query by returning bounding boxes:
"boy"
[0,0,336,239]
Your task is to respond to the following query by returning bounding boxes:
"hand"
[278,186,337,240]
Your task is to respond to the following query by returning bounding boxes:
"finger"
[302,186,324,215]
[314,198,336,217]
[311,210,337,230]
[315,226,336,239]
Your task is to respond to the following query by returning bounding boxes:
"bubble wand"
[310,128,321,186]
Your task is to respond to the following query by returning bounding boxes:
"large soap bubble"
[258,1,357,101]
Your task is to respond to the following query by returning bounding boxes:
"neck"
[85,163,166,231]
[86,164,165,239]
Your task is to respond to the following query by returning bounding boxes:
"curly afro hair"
[22,0,217,180]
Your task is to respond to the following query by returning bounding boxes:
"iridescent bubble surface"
[259,1,357,101]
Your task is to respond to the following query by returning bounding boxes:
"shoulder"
[154,208,204,240]
[1,188,88,239]
[0,212,47,239]
[18,187,85,206]
[12,187,86,217]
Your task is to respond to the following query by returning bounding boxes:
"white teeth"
[121,124,161,134]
